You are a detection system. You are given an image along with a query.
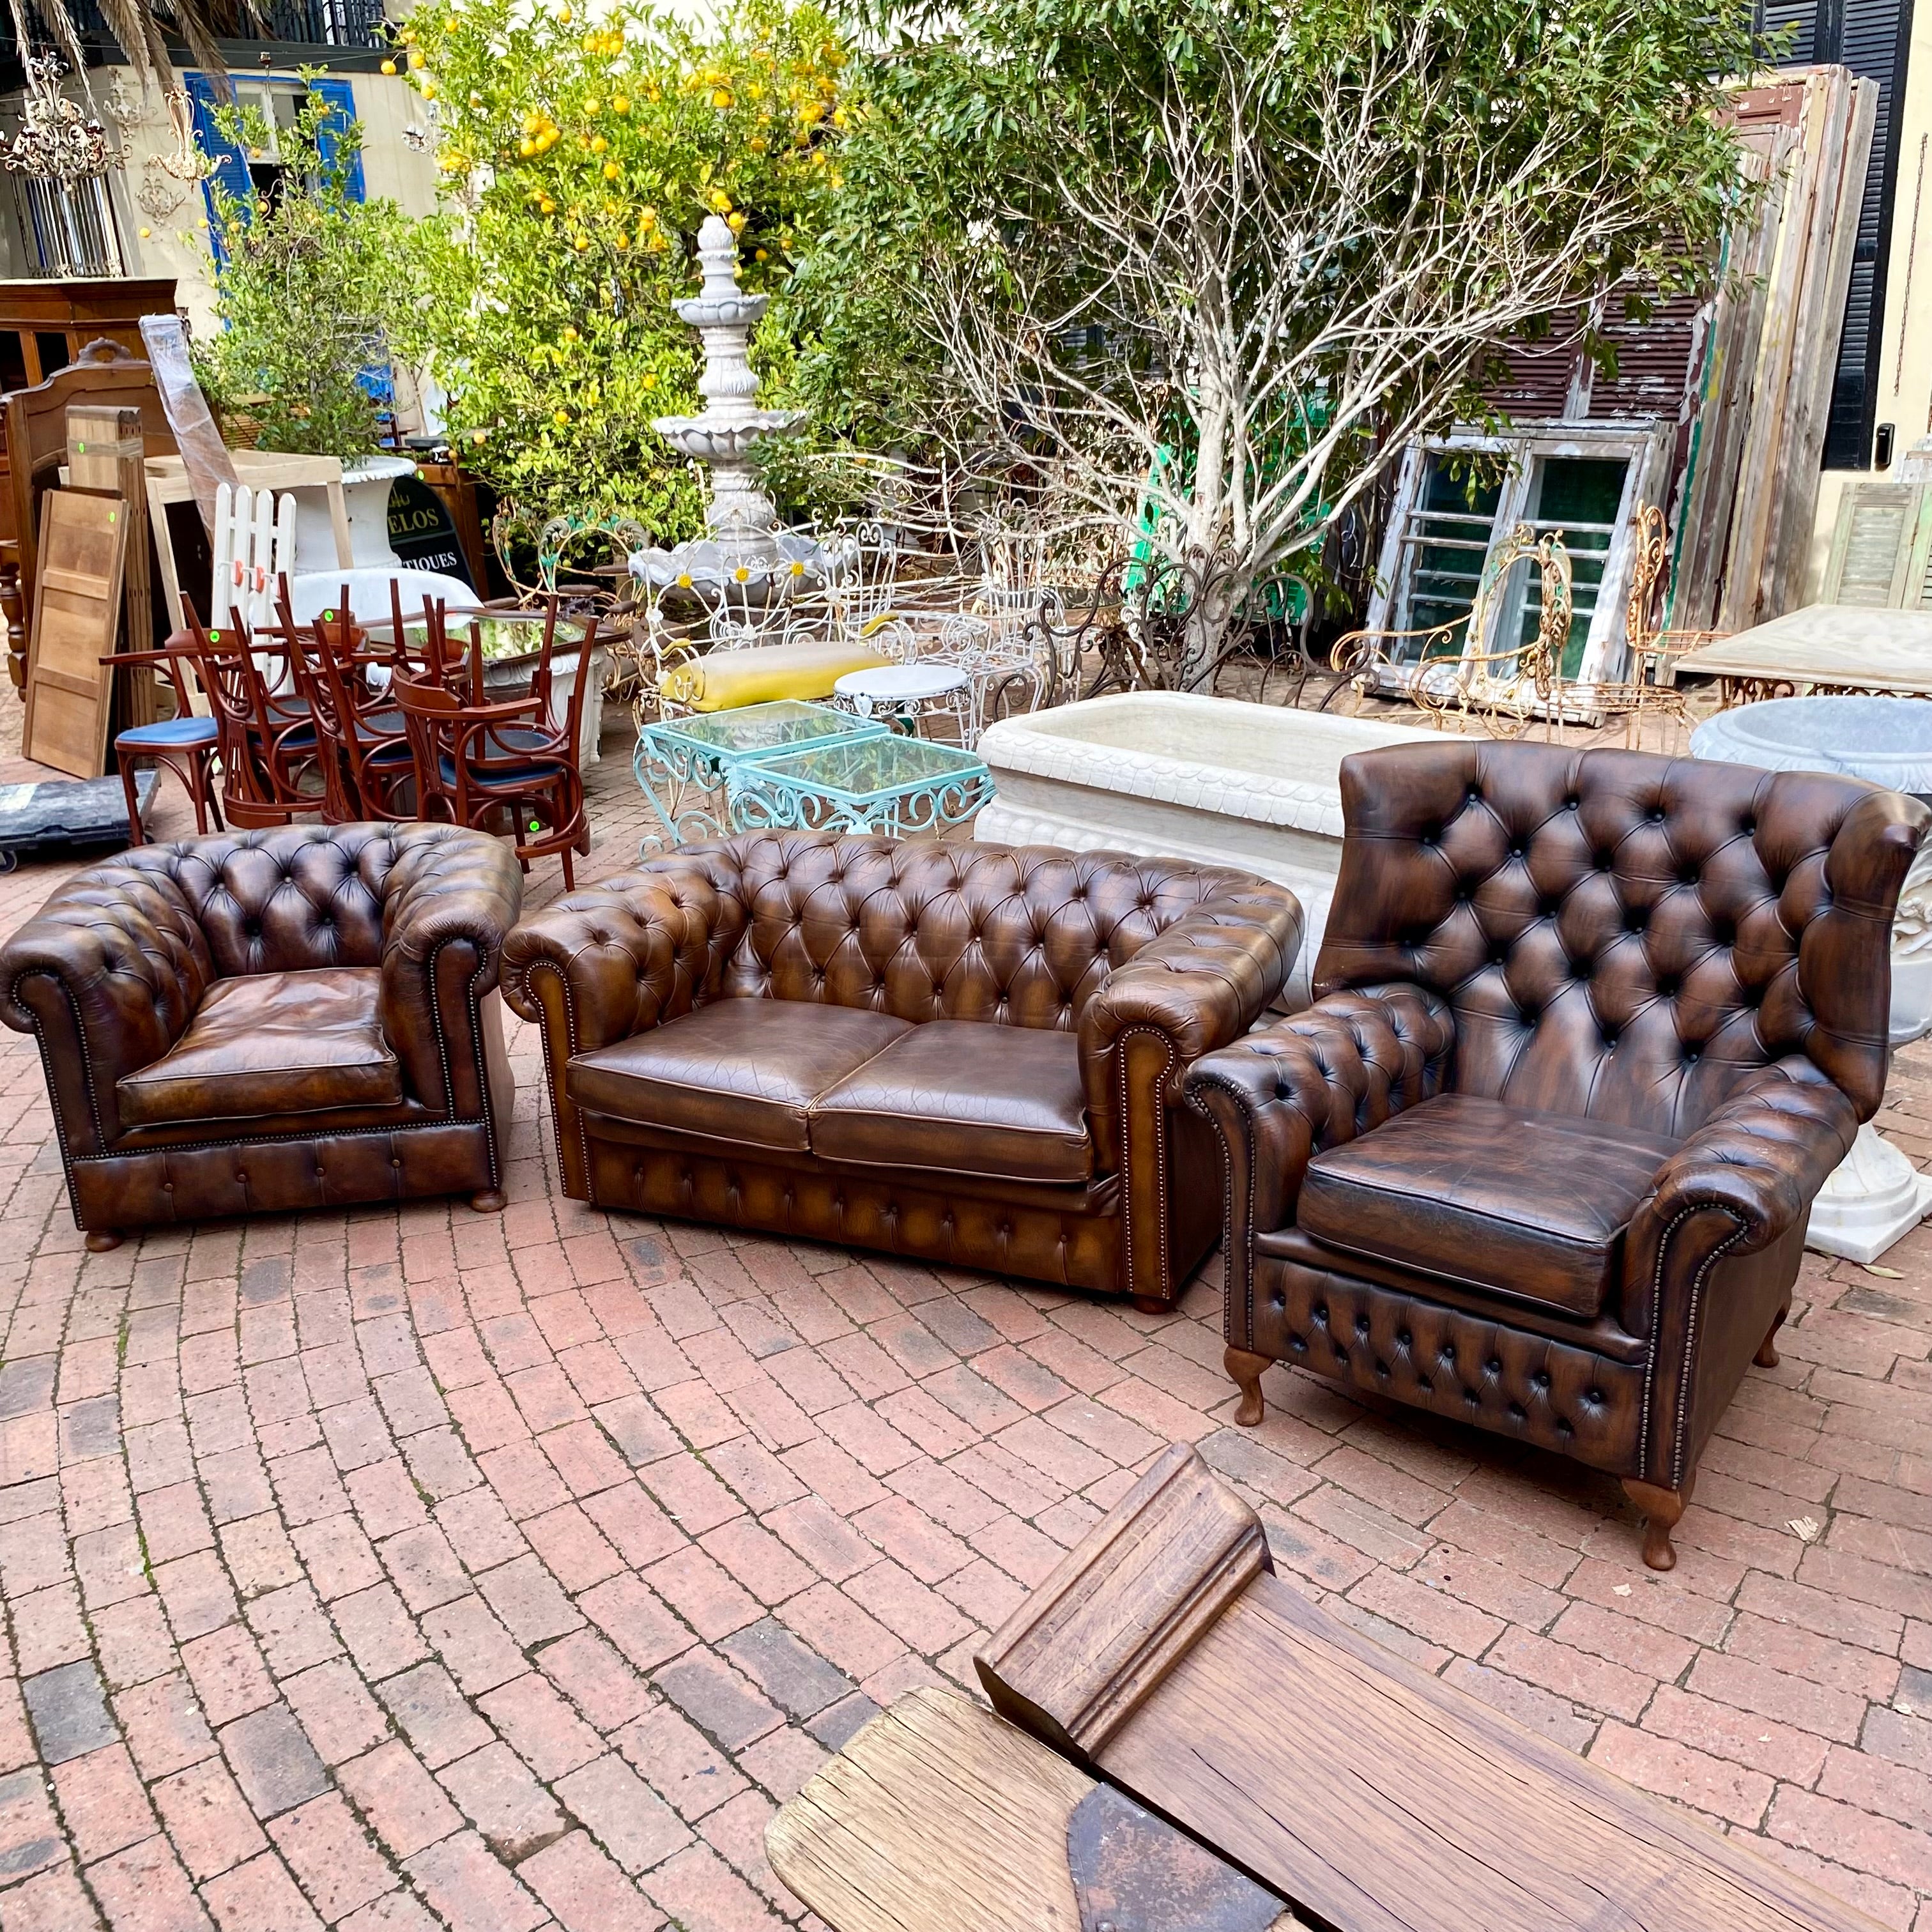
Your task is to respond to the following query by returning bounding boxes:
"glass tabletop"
[657,701,880,756]
[743,733,988,796]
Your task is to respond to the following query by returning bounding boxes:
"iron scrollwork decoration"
[4,55,112,184]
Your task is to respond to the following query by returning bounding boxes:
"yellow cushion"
[660,640,893,712]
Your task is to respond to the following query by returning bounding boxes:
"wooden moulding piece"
[974,1441,1269,1764]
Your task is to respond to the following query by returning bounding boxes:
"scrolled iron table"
[729,731,994,838]
[632,699,888,852]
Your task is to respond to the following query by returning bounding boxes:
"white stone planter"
[974,692,1436,1008]
[291,454,415,571]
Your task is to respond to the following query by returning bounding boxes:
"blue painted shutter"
[306,76,367,203]
[185,72,252,268]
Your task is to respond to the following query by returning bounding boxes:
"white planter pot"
[974,692,1436,1008]
[291,454,415,572]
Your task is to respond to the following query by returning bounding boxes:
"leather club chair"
[1184,741,1928,1568]
[502,832,1301,1310]
[1,824,523,1250]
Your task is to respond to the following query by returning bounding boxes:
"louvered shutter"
[1820,480,1932,602]
[185,73,252,270]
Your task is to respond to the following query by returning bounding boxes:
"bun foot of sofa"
[1226,1346,1270,1427]
[1131,1294,1174,1317]
[469,1190,507,1213]
[1754,1310,1785,1369]
[85,1229,123,1253]
[1623,1478,1690,1571]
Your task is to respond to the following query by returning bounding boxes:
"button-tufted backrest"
[1314,741,1928,1132]
[82,824,463,980]
[642,832,1268,1030]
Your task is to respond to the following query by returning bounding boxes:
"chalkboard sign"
[387,471,473,586]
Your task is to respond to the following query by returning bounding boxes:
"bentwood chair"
[100,642,224,846]
[393,602,595,887]
[283,602,416,824]
[174,601,323,828]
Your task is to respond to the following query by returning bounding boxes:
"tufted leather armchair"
[1184,741,1928,1568]
[503,832,1301,1308]
[1,824,523,1248]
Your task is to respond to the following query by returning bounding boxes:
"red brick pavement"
[3,709,1932,1931]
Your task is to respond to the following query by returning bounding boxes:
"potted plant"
[192,75,434,566]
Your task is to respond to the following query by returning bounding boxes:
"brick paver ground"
[2,698,1931,1932]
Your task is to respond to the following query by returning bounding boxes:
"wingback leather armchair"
[503,832,1301,1308]
[1184,742,1928,1568]
[1,824,522,1249]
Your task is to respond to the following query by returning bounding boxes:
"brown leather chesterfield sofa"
[1,824,523,1250]
[1184,741,1928,1569]
[502,832,1301,1309]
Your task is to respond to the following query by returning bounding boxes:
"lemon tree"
[401,0,852,531]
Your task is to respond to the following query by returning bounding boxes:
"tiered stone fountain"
[632,213,824,592]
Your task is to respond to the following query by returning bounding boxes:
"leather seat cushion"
[116,967,403,1128]
[808,1019,1092,1183]
[566,998,912,1153]
[1297,1094,1680,1318]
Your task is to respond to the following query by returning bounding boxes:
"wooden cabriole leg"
[1755,1308,1786,1369]
[1622,1476,1690,1572]
[470,1189,507,1213]
[84,1230,123,1253]
[1226,1345,1270,1427]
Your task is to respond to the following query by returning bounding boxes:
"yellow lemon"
[747,136,767,154]
[471,429,486,444]
[753,247,768,261]
[712,89,732,109]
[602,159,620,179]
[139,225,151,238]
[519,137,535,157]
[612,95,630,113]
[539,197,556,213]
[562,325,578,341]
[584,96,600,114]
[408,48,425,67]
[641,372,657,388]
[574,235,590,250]
[638,206,657,228]
[420,80,436,98]
[554,408,570,424]
[558,4,571,19]
[380,57,397,74]
[726,211,746,233]
[612,232,627,249]
[590,134,608,152]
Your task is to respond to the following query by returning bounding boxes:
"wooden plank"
[1093,1572,1881,1932]
[22,489,128,778]
[767,1687,1298,1932]
[974,1447,1885,1932]
[1765,72,1876,618]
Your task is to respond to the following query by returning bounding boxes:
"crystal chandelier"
[3,56,111,185]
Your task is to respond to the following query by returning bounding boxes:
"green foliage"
[813,0,1760,614]
[192,78,436,462]
[401,0,854,531]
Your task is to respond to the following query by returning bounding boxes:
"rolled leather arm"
[500,862,740,1052]
[1621,1055,1857,1338]
[1079,882,1303,1171]
[1183,982,1455,1243]
[378,825,525,1112]
[0,866,210,1153]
